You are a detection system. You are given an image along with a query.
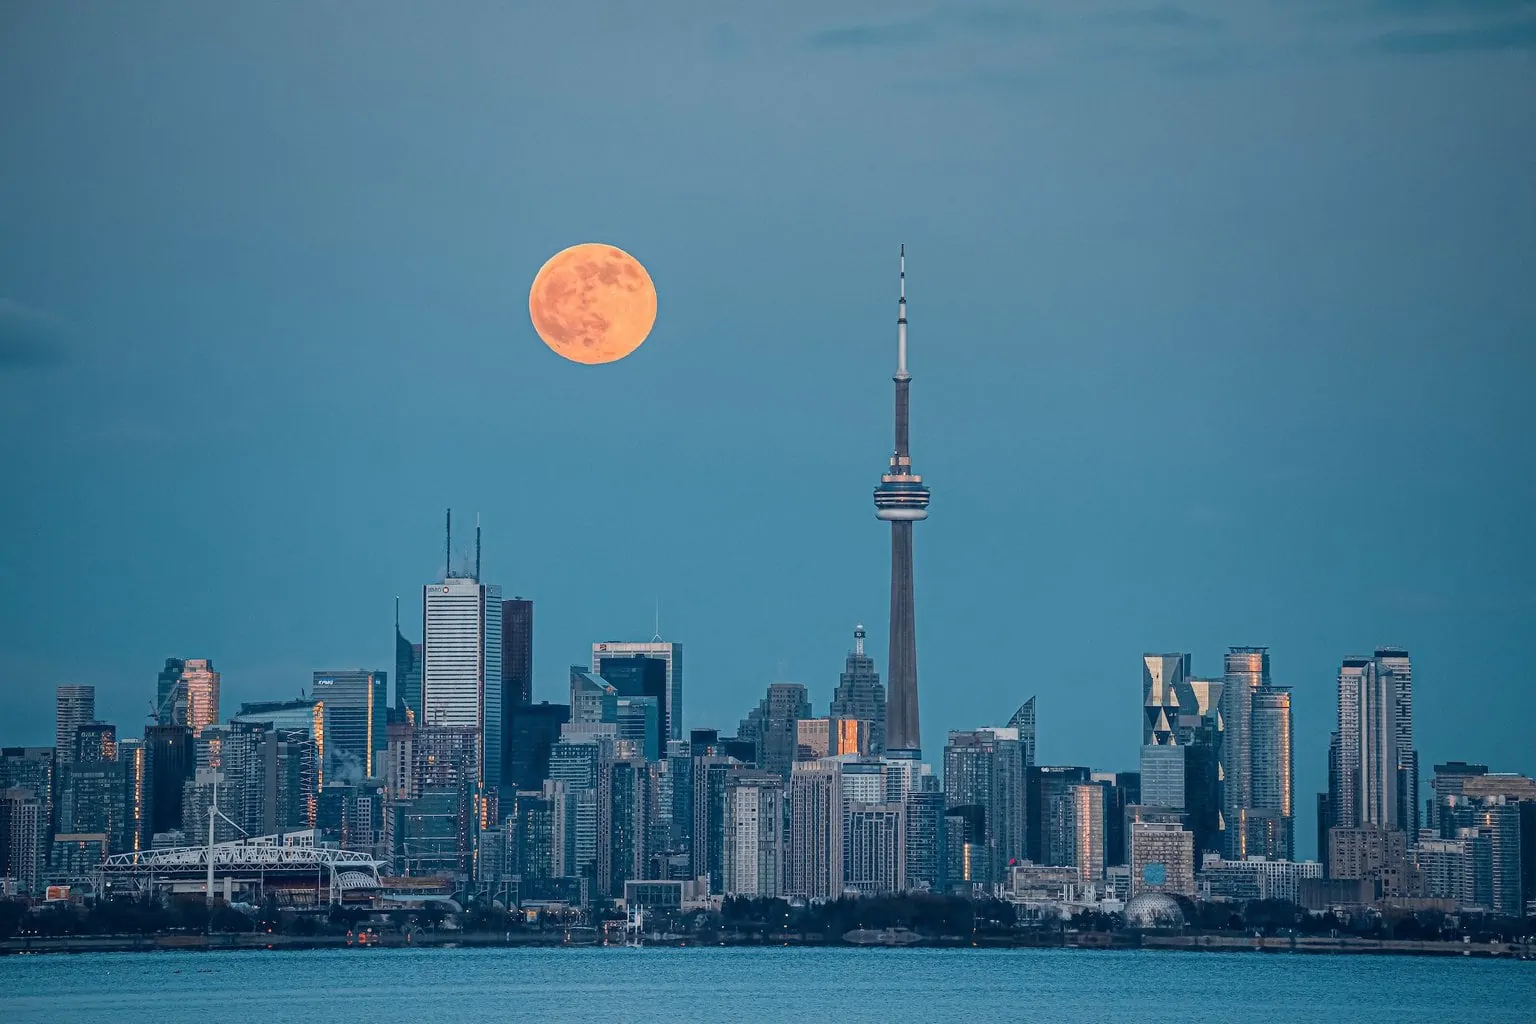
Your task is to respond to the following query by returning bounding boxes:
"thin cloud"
[1370,17,1536,52]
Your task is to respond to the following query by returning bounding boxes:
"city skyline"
[2,2,1533,880]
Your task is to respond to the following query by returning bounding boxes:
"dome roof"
[1123,892,1186,929]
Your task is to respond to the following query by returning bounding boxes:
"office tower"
[311,670,388,779]
[797,717,871,761]
[598,757,653,897]
[692,755,735,892]
[738,683,812,781]
[1093,771,1139,867]
[181,659,220,735]
[873,248,930,759]
[616,697,661,761]
[504,702,569,791]
[1065,782,1106,884]
[787,759,842,899]
[1139,654,1223,854]
[944,728,1025,882]
[1249,686,1295,859]
[73,722,117,764]
[153,658,186,726]
[569,668,619,726]
[144,724,194,837]
[423,563,503,797]
[55,685,95,765]
[1,788,45,894]
[395,599,423,721]
[118,737,147,852]
[654,744,694,869]
[1026,765,1092,865]
[393,787,473,879]
[384,720,416,801]
[502,597,534,707]
[830,624,887,757]
[1129,820,1195,897]
[1180,677,1224,857]
[846,803,905,895]
[1008,697,1037,768]
[1375,647,1419,836]
[903,782,946,892]
[1139,746,1185,812]
[57,754,124,842]
[722,770,784,897]
[592,641,682,744]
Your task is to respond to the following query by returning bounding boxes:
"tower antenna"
[653,597,662,642]
[475,513,482,582]
[445,508,453,579]
[395,595,400,633]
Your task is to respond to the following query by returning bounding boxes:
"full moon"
[528,243,657,364]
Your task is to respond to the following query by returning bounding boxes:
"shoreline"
[4,932,1532,959]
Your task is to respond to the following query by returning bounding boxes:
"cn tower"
[873,245,930,759]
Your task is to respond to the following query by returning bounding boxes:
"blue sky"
[2,1,1532,853]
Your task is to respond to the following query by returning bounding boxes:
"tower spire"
[897,243,908,378]
[854,622,865,657]
[475,513,482,582]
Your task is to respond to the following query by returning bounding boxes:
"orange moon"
[528,243,657,364]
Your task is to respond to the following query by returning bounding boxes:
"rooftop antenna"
[475,513,482,582]
[445,508,453,579]
[652,598,662,642]
[395,595,400,634]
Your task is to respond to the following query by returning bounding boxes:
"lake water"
[2,947,1533,1022]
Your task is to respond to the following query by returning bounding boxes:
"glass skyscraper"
[311,669,388,779]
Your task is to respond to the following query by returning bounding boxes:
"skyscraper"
[395,599,423,721]
[738,683,812,781]
[55,686,95,765]
[1007,698,1037,769]
[155,658,186,726]
[1220,646,1269,858]
[873,247,930,758]
[722,770,784,897]
[504,702,570,791]
[144,723,194,837]
[592,641,682,744]
[943,727,1025,882]
[829,624,886,756]
[181,659,220,735]
[502,598,534,708]
[1375,647,1419,836]
[1333,654,1398,831]
[311,670,388,779]
[422,555,503,799]
[1249,686,1295,859]
[787,758,842,900]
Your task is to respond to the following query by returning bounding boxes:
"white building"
[423,576,502,792]
[723,772,784,897]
